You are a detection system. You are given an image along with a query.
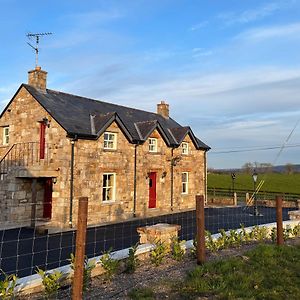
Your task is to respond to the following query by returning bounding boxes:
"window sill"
[101,200,117,205]
[0,145,9,148]
[103,148,117,152]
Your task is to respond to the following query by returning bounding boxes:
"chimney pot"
[157,100,169,118]
[28,66,47,91]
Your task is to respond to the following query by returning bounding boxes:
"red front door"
[43,178,52,219]
[148,172,157,208]
[39,122,46,159]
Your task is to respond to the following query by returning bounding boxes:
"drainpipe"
[69,135,77,228]
[204,150,207,205]
[133,144,138,217]
[170,148,174,211]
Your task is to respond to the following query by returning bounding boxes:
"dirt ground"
[24,238,300,300]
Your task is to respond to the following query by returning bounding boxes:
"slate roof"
[3,84,210,150]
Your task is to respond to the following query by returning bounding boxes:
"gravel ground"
[23,238,300,300]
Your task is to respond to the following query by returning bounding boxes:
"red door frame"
[39,122,46,159]
[148,172,157,208]
[43,178,52,219]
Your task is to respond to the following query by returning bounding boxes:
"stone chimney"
[157,101,169,118]
[28,66,47,91]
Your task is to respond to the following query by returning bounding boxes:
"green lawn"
[129,243,300,300]
[179,243,300,299]
[208,173,300,194]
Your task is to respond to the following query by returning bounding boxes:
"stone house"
[0,67,210,229]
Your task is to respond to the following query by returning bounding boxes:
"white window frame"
[2,127,9,146]
[103,132,117,150]
[149,138,158,152]
[182,142,189,155]
[181,172,189,194]
[102,173,116,202]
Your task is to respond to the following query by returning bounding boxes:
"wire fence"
[0,194,298,299]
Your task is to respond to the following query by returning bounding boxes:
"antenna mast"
[26,32,52,67]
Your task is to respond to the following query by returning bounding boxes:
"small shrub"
[36,267,63,299]
[292,224,300,237]
[270,227,277,242]
[283,225,293,240]
[250,226,268,241]
[171,237,186,261]
[205,231,219,252]
[99,249,119,280]
[0,270,18,300]
[125,243,139,274]
[150,240,167,266]
[69,253,96,291]
[240,224,252,243]
[218,229,230,249]
[228,229,243,248]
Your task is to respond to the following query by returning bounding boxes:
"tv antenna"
[26,32,52,67]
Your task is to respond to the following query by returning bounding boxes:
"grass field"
[208,173,300,194]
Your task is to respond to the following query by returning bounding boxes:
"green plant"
[36,267,63,299]
[150,240,168,266]
[0,270,18,300]
[125,243,139,274]
[227,229,243,248]
[270,227,277,242]
[69,253,96,291]
[240,224,252,243]
[191,238,197,258]
[205,231,219,252]
[99,249,119,280]
[171,237,186,261]
[292,223,300,237]
[284,225,293,240]
[218,229,230,249]
[250,225,268,241]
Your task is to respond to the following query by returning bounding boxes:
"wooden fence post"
[276,195,284,246]
[196,195,206,264]
[72,197,88,300]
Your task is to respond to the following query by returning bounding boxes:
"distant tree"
[285,163,294,175]
[242,162,253,174]
[207,168,215,174]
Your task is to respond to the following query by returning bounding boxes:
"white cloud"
[218,1,286,25]
[189,21,208,31]
[235,22,300,42]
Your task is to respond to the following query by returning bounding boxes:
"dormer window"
[2,126,9,146]
[182,142,189,155]
[149,138,157,152]
[104,132,117,150]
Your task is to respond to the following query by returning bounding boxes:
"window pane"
[182,183,187,193]
[106,187,112,200]
[102,173,115,201]
[182,173,187,182]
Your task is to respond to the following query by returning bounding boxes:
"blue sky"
[1,0,300,168]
